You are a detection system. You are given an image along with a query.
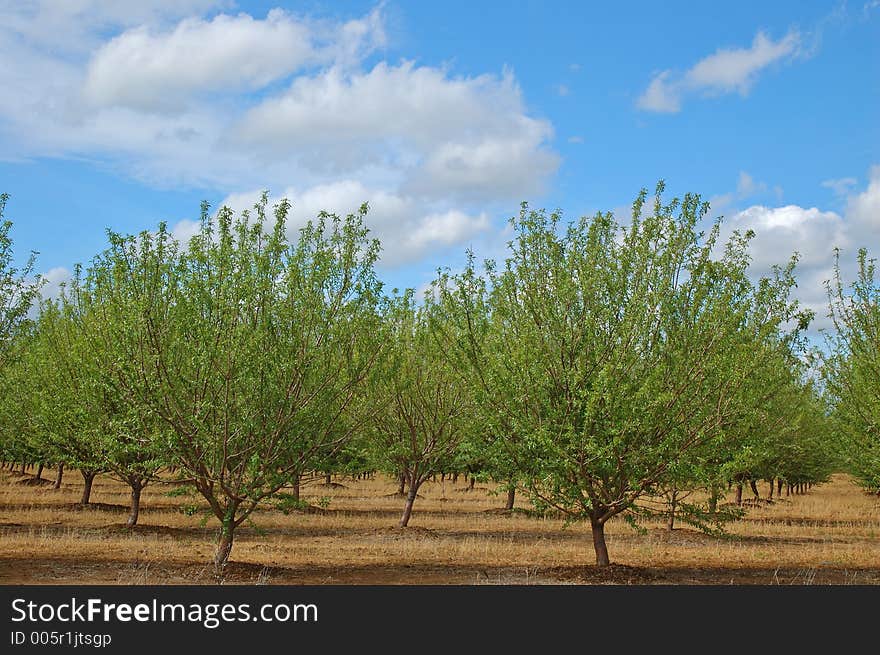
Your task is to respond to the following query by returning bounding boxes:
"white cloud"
[724,204,848,269]
[37,266,72,300]
[636,70,680,113]
[821,177,858,196]
[234,62,557,202]
[638,30,802,113]
[0,1,229,56]
[0,3,558,274]
[84,11,315,112]
[718,166,880,333]
[844,165,880,241]
[83,7,387,113]
[686,31,801,94]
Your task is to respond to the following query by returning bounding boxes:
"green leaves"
[436,184,816,559]
[83,194,386,545]
[823,248,880,492]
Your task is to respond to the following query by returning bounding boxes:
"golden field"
[0,469,877,585]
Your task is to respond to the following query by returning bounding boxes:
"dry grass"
[0,469,877,585]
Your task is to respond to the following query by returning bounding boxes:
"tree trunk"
[80,470,96,505]
[35,463,44,480]
[324,473,331,485]
[399,483,419,527]
[505,485,516,510]
[768,480,774,500]
[735,483,743,506]
[777,479,783,495]
[590,516,610,566]
[397,473,405,495]
[469,476,475,491]
[750,479,760,500]
[292,474,301,502]
[53,463,64,489]
[667,490,677,531]
[214,508,238,574]
[452,473,458,484]
[127,481,143,528]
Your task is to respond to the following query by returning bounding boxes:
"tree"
[88,197,387,571]
[29,298,109,505]
[0,194,42,471]
[366,290,474,527]
[0,194,40,371]
[823,248,880,493]
[435,185,809,566]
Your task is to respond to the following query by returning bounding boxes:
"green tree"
[823,248,880,493]
[29,298,109,504]
[435,185,809,565]
[367,290,474,527]
[0,194,42,471]
[0,194,40,371]
[88,197,387,571]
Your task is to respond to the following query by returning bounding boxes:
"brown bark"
[750,479,760,500]
[35,463,44,480]
[667,489,677,531]
[399,483,419,527]
[127,481,143,528]
[777,479,783,495]
[468,476,475,490]
[397,473,405,495]
[505,485,516,511]
[768,480,774,499]
[324,473,332,485]
[590,516,610,566]
[735,483,743,506]
[214,505,239,574]
[80,470,96,505]
[54,463,64,489]
[214,528,234,574]
[292,474,301,502]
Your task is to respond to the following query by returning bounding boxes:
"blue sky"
[0,1,878,332]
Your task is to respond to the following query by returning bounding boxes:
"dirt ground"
[1,470,878,585]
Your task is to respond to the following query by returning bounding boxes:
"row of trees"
[0,185,870,571]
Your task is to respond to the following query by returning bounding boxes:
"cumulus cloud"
[0,3,557,277]
[83,7,386,113]
[718,166,880,333]
[0,4,556,200]
[638,30,802,113]
[234,62,557,201]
